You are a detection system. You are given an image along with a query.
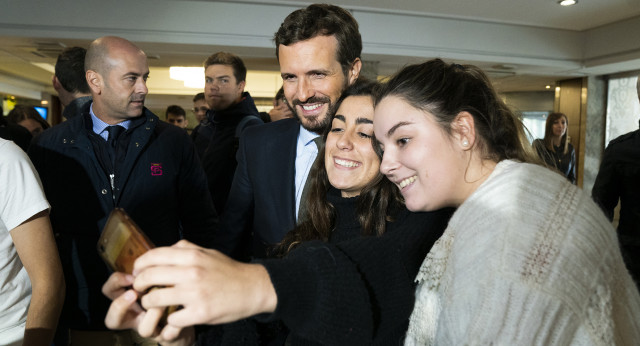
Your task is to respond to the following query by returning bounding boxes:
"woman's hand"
[102,271,194,345]
[132,240,278,328]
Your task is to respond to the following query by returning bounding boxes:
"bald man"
[29,36,218,345]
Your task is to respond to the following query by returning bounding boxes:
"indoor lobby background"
[1,0,640,197]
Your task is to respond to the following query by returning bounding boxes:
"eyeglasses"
[193,107,209,113]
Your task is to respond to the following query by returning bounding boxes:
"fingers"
[172,239,199,249]
[102,272,135,300]
[159,323,189,341]
[137,307,164,338]
[139,286,186,311]
[133,265,201,293]
[165,309,198,328]
[104,289,143,330]
[133,244,208,274]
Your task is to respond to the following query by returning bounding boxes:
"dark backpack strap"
[235,115,262,137]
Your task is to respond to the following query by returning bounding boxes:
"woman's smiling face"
[374,95,468,211]
[325,95,380,198]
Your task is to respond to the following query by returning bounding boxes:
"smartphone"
[98,208,179,321]
[98,208,155,274]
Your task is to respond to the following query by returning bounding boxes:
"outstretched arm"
[11,210,65,345]
[133,240,277,325]
[103,240,274,343]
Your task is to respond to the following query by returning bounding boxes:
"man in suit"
[216,3,362,260]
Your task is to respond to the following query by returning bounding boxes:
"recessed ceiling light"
[558,0,577,6]
[545,85,551,89]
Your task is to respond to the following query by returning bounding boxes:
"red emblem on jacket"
[150,163,163,176]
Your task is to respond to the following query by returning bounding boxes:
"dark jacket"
[592,129,640,284]
[190,119,214,159]
[201,91,262,215]
[533,139,576,184]
[216,117,300,259]
[62,95,92,119]
[0,123,32,152]
[29,104,218,331]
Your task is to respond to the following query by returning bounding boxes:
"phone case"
[97,208,155,274]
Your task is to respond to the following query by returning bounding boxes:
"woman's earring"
[462,138,469,147]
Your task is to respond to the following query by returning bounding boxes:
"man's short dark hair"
[55,47,91,94]
[193,92,205,103]
[203,52,247,83]
[274,4,362,76]
[165,105,186,118]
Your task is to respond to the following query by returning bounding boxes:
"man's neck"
[90,103,135,126]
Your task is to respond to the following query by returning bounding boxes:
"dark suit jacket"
[216,117,300,259]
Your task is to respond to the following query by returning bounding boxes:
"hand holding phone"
[98,208,179,325]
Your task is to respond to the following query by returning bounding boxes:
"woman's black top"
[533,139,576,184]
[261,188,453,345]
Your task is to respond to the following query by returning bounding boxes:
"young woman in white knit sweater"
[374,59,640,345]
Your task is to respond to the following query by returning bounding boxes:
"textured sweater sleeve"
[259,208,453,345]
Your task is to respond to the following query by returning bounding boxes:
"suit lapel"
[266,119,300,228]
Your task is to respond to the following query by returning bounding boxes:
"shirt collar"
[89,102,131,136]
[299,124,319,147]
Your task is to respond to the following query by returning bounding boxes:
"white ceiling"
[233,0,640,31]
[1,0,640,110]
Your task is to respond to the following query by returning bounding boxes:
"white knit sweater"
[405,160,640,345]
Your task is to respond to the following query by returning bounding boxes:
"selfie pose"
[103,81,452,345]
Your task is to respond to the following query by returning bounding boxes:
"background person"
[53,46,92,120]
[165,105,188,129]
[7,105,50,137]
[199,51,262,216]
[532,112,576,184]
[189,92,211,158]
[259,86,294,123]
[373,59,640,345]
[0,105,32,152]
[592,75,640,288]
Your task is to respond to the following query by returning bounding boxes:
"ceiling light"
[545,85,551,89]
[558,0,577,6]
[31,62,56,74]
[169,66,204,88]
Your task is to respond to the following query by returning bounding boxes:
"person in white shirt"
[0,138,64,345]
